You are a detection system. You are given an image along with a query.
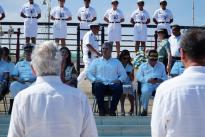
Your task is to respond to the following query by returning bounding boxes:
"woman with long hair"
[60,47,78,88]
[119,49,135,116]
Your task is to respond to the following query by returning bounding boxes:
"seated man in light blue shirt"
[136,50,167,116]
[170,60,185,77]
[10,44,36,98]
[87,42,127,116]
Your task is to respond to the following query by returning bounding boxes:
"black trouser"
[92,82,123,114]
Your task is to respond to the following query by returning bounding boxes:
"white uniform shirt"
[104,8,124,23]
[153,8,173,23]
[21,3,41,19]
[151,66,205,137]
[168,35,181,57]
[83,30,99,61]
[131,9,150,23]
[87,57,127,85]
[77,6,97,29]
[8,76,98,137]
[51,6,72,20]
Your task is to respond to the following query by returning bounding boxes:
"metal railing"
[0,22,204,73]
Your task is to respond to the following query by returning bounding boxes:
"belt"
[81,20,92,22]
[109,22,120,23]
[26,16,37,18]
[55,19,67,21]
[135,22,146,24]
[172,56,181,60]
[158,22,170,24]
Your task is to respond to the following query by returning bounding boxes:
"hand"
[17,78,25,84]
[167,64,171,75]
[148,78,157,84]
[156,78,163,83]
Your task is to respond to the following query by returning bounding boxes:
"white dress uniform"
[131,9,150,42]
[20,2,41,37]
[77,6,97,40]
[153,8,173,35]
[104,8,124,42]
[77,30,99,82]
[51,6,72,39]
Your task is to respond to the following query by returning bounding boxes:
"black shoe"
[141,109,147,116]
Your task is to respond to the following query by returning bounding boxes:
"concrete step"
[97,125,151,136]
[95,116,151,125]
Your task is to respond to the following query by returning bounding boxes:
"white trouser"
[77,57,95,82]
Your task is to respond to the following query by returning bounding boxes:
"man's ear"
[180,48,185,60]
[31,65,36,76]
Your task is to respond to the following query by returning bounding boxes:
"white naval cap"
[160,0,167,2]
[89,23,100,29]
[137,0,144,3]
[111,0,118,3]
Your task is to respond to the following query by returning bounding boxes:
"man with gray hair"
[87,42,127,116]
[8,41,98,137]
[151,29,205,137]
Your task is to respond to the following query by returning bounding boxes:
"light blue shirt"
[136,61,167,84]
[0,60,10,81]
[123,64,134,85]
[171,61,185,76]
[11,60,36,82]
[87,57,127,85]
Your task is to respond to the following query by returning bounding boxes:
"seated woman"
[119,50,135,116]
[2,47,15,73]
[60,47,78,88]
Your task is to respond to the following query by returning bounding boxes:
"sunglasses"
[122,57,130,60]
[149,59,158,62]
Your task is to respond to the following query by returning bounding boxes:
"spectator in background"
[136,50,167,116]
[20,0,41,44]
[0,47,10,101]
[87,42,127,116]
[119,50,135,116]
[151,29,205,137]
[168,24,182,67]
[2,47,15,73]
[9,44,36,98]
[157,29,172,75]
[170,60,184,77]
[51,0,72,47]
[8,41,98,137]
[0,5,5,21]
[60,47,78,88]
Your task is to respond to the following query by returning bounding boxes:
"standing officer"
[77,23,101,83]
[20,0,41,44]
[77,0,97,49]
[0,5,5,21]
[153,0,173,35]
[130,0,150,53]
[104,0,124,57]
[51,0,72,47]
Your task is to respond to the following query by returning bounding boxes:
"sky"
[0,0,205,26]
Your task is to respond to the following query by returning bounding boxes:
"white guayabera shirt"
[8,76,98,137]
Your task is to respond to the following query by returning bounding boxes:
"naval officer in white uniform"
[51,0,72,47]
[20,0,41,44]
[0,5,5,21]
[77,0,97,48]
[77,23,101,83]
[153,0,173,35]
[104,0,124,57]
[130,0,150,53]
